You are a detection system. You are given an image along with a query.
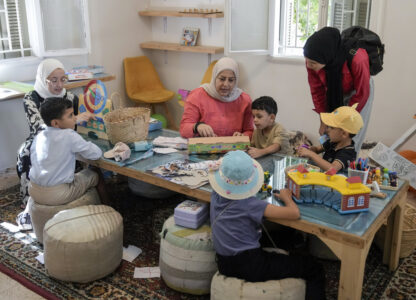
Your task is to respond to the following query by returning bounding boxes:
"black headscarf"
[303,27,346,112]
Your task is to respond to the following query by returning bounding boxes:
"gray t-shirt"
[210,191,268,256]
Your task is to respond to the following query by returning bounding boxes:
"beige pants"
[29,169,99,206]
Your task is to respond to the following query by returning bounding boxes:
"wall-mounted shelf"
[139,10,224,18]
[140,41,223,54]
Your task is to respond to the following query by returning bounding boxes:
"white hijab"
[201,57,243,102]
[34,58,66,99]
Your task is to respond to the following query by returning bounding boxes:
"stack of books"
[67,65,104,81]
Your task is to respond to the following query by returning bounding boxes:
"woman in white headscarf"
[16,58,94,229]
[180,57,254,138]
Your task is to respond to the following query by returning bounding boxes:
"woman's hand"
[232,131,244,136]
[197,123,217,137]
[76,112,96,124]
[319,119,327,136]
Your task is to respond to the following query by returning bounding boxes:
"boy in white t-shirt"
[29,97,108,206]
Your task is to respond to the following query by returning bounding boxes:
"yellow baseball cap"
[320,103,364,134]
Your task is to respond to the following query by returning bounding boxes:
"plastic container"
[347,168,369,184]
[174,200,209,229]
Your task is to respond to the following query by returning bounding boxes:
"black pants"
[216,248,326,300]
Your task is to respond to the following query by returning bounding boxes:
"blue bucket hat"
[208,150,264,200]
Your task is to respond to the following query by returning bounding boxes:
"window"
[0,0,90,61]
[0,0,31,59]
[227,0,382,57]
[357,195,365,206]
[347,196,355,207]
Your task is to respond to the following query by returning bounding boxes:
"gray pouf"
[43,205,123,283]
[29,188,100,244]
[128,177,176,199]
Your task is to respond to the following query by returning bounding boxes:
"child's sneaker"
[16,211,32,231]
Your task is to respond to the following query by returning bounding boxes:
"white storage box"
[174,200,209,229]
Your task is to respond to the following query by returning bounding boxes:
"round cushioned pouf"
[43,205,123,283]
[159,216,217,295]
[211,271,306,300]
[128,177,176,199]
[29,188,100,244]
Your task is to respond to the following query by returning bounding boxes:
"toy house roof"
[296,165,309,174]
[346,176,362,184]
[325,168,337,176]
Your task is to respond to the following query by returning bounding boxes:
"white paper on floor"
[36,253,44,264]
[0,222,20,233]
[122,245,142,262]
[134,266,160,278]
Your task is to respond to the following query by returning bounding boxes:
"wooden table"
[82,130,407,300]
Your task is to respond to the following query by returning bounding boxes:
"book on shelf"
[180,27,199,46]
[66,65,104,81]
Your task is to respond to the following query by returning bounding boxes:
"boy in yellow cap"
[297,103,363,172]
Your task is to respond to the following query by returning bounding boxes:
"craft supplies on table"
[174,200,209,229]
[188,136,250,154]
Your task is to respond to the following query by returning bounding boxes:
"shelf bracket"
[208,19,212,35]
[164,50,168,64]
[208,54,212,65]
[163,17,167,33]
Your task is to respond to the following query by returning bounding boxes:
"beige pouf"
[211,271,306,300]
[29,188,100,244]
[159,216,217,295]
[43,205,123,283]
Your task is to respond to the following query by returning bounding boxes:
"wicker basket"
[374,203,416,258]
[103,107,150,145]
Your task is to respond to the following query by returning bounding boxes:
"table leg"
[320,237,371,300]
[386,203,405,270]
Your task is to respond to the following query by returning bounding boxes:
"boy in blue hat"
[209,150,325,299]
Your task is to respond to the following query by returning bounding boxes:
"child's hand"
[274,188,292,202]
[76,112,96,124]
[247,147,263,159]
[297,146,313,158]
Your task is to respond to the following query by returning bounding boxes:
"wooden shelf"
[139,10,224,18]
[65,74,116,89]
[140,41,223,54]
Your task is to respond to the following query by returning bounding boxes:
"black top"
[322,140,356,171]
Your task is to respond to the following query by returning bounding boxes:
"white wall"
[144,0,415,150]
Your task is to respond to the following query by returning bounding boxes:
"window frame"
[226,0,386,62]
[26,0,91,57]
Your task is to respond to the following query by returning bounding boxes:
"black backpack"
[341,26,385,76]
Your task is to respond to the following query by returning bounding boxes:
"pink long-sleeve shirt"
[180,87,254,138]
[307,48,370,113]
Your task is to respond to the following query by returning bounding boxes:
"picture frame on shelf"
[180,27,199,46]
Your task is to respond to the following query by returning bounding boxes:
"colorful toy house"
[286,167,371,214]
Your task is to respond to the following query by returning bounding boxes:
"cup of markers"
[348,157,369,184]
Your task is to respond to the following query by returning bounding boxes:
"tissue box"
[174,200,209,229]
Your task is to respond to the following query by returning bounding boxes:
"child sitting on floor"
[297,103,363,172]
[209,150,326,300]
[248,96,290,158]
[28,98,108,206]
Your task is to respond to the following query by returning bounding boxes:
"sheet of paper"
[153,147,178,154]
[134,267,160,278]
[1,222,20,233]
[369,142,416,189]
[36,253,44,264]
[122,245,142,262]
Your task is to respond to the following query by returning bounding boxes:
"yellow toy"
[286,165,371,214]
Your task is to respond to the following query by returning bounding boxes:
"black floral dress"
[16,90,79,205]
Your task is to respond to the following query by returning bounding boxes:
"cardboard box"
[188,136,250,154]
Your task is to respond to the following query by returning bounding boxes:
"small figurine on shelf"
[367,168,374,184]
[382,168,390,186]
